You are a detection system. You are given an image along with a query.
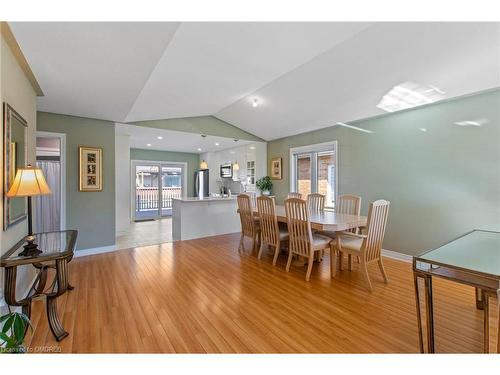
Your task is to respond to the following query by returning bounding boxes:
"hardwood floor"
[26,233,497,353]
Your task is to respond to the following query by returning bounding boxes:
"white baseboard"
[74,244,117,258]
[381,249,412,263]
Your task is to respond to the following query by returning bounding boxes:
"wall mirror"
[3,102,28,230]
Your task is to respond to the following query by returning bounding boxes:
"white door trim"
[36,131,67,231]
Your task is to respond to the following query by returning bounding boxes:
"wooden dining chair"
[331,194,362,266]
[256,196,289,265]
[337,195,362,233]
[287,192,302,199]
[237,194,261,253]
[319,195,362,238]
[285,198,332,281]
[307,193,325,212]
[333,199,390,291]
[240,191,257,208]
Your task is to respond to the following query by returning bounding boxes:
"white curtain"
[35,160,61,233]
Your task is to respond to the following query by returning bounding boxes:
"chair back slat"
[307,193,325,212]
[362,200,390,262]
[241,191,257,208]
[237,194,257,237]
[257,196,279,247]
[337,194,362,233]
[285,198,312,256]
[287,192,303,199]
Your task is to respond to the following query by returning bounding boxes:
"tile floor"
[116,217,173,250]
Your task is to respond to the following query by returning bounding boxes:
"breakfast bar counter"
[172,197,240,241]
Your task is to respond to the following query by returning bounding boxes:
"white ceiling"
[217,22,500,139]
[115,123,256,153]
[10,22,180,121]
[11,22,500,141]
[125,22,371,122]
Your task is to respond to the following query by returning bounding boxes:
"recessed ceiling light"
[252,99,259,108]
[157,136,163,140]
[335,122,373,134]
[377,82,445,113]
[215,142,220,146]
[419,128,428,132]
[147,143,152,147]
[249,146,256,150]
[197,148,202,152]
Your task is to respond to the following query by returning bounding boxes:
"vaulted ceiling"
[10,22,500,141]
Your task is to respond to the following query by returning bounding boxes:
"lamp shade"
[200,160,208,169]
[6,165,51,197]
[232,162,240,171]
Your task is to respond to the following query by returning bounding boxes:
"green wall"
[267,89,500,256]
[130,148,200,197]
[37,112,116,250]
[129,115,263,142]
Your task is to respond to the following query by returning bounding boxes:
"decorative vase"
[262,190,271,196]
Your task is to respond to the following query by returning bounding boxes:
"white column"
[115,132,131,235]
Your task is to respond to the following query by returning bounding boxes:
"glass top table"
[0,230,78,342]
[413,229,500,354]
[416,230,500,277]
[0,230,78,267]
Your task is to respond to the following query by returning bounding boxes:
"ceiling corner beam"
[1,22,44,97]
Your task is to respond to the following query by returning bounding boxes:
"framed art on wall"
[79,146,103,191]
[270,157,282,180]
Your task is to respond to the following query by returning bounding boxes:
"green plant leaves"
[0,311,32,351]
[256,176,273,192]
[1,315,15,334]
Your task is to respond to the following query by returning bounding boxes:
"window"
[246,160,255,185]
[163,173,181,188]
[290,141,337,208]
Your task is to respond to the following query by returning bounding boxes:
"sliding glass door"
[133,162,185,221]
[291,142,337,208]
[160,166,183,216]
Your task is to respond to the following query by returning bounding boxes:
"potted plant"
[256,176,273,196]
[0,310,32,353]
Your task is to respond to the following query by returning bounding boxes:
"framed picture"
[79,146,103,191]
[270,157,282,180]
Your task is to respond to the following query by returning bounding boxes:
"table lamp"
[6,164,51,256]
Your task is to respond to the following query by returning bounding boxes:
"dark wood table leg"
[475,288,484,310]
[46,296,68,341]
[484,292,490,353]
[497,289,500,354]
[4,266,33,337]
[46,258,69,341]
[424,274,435,353]
[413,272,424,353]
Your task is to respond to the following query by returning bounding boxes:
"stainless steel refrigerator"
[194,169,209,198]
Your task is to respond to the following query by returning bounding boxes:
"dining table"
[247,205,368,275]
[251,205,367,232]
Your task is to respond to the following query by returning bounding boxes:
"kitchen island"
[172,197,240,241]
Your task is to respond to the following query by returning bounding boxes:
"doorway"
[132,161,186,221]
[35,131,66,232]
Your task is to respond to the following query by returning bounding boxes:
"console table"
[413,230,500,353]
[0,230,77,341]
